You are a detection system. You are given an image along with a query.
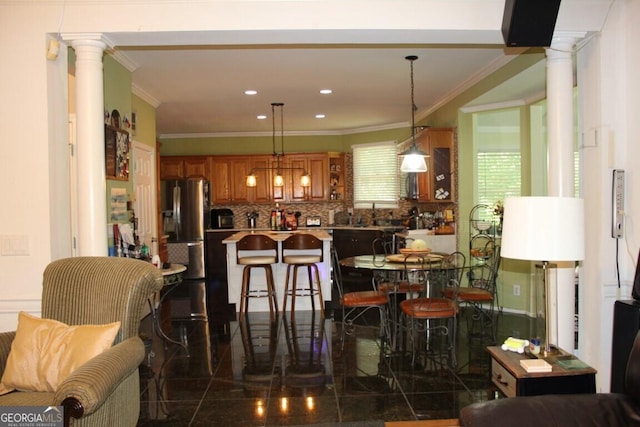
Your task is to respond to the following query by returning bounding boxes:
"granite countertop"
[207,225,406,233]
[222,229,332,244]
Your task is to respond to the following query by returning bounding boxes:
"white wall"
[577,0,640,391]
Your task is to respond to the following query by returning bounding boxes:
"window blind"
[477,151,521,206]
[353,141,399,209]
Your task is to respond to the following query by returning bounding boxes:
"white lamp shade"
[400,153,428,173]
[501,196,585,262]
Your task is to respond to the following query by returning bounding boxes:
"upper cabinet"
[160,152,332,204]
[272,154,328,202]
[209,156,251,204]
[159,156,208,180]
[249,156,273,203]
[415,128,455,202]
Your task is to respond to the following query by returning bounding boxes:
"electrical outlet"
[513,284,521,296]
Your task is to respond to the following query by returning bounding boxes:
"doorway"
[132,141,158,254]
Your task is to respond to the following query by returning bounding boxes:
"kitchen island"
[222,230,332,313]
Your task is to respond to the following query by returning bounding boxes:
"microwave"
[210,208,234,229]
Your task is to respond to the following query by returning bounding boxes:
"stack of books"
[520,358,552,373]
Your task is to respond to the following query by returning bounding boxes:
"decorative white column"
[545,35,581,352]
[68,36,109,256]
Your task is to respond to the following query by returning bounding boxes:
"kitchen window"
[352,141,399,209]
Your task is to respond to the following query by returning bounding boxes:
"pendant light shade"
[399,55,428,173]
[246,173,257,187]
[300,172,311,187]
[274,172,284,187]
[400,148,428,172]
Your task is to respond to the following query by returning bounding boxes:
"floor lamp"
[500,197,585,357]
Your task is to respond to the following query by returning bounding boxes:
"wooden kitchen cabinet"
[162,152,333,203]
[249,156,273,203]
[160,156,208,180]
[160,157,184,180]
[333,228,383,292]
[210,156,251,204]
[272,153,328,202]
[415,128,455,202]
[304,154,328,201]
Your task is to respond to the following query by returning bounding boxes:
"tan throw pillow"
[0,311,121,394]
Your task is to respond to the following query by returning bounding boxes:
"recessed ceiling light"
[245,90,258,95]
[257,115,267,120]
[319,89,332,94]
[315,114,326,119]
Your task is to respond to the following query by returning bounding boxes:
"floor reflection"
[138,303,533,426]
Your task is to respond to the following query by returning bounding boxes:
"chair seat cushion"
[239,256,277,265]
[378,281,424,294]
[400,298,457,319]
[341,290,388,307]
[0,312,120,394]
[444,287,493,302]
[283,255,322,264]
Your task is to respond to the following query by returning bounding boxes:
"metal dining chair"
[450,242,501,343]
[331,244,390,352]
[400,253,460,369]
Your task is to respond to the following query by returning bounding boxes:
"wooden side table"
[488,346,597,397]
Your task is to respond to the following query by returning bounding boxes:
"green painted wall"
[132,94,157,148]
[103,55,133,223]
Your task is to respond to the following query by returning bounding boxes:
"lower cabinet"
[205,231,235,321]
[333,229,383,292]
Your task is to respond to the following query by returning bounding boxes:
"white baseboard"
[0,298,41,332]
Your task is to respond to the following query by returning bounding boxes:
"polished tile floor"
[137,296,533,427]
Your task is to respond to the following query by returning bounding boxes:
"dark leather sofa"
[459,331,640,427]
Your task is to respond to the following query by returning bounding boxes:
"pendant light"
[273,102,285,187]
[245,102,311,188]
[399,55,428,173]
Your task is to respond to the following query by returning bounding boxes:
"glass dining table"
[338,253,461,356]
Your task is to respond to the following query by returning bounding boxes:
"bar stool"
[282,233,325,318]
[237,234,279,321]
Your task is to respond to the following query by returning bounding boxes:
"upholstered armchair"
[0,257,163,427]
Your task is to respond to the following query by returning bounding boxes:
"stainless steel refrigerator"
[161,179,210,280]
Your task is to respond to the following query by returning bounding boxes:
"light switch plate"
[1,235,30,256]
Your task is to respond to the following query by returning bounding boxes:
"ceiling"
[102,1,611,139]
[117,44,535,138]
